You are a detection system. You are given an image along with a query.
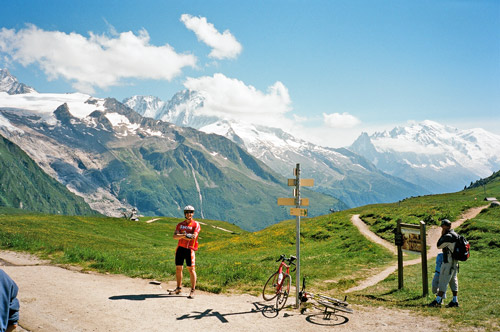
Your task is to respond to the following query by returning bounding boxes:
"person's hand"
[185,233,195,239]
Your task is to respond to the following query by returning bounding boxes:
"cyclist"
[172,205,200,299]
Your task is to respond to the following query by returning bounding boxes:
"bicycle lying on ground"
[299,276,353,321]
[262,254,296,311]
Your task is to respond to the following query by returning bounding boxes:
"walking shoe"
[447,301,459,308]
[170,287,182,295]
[427,299,442,307]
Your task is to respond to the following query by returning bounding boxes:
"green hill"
[0,170,498,329]
[0,134,98,215]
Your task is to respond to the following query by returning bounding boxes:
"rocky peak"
[0,68,36,95]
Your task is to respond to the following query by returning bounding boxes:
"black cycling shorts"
[175,246,195,267]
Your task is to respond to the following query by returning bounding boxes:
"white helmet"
[183,205,195,212]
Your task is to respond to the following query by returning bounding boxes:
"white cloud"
[0,25,197,94]
[323,112,361,128]
[183,73,292,127]
[181,14,242,60]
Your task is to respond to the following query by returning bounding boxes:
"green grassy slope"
[351,171,500,242]
[0,207,393,294]
[0,170,498,329]
[0,135,98,215]
[347,170,500,330]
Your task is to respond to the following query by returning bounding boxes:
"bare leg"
[187,266,197,290]
[176,266,183,288]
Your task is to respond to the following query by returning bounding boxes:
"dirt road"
[0,250,449,332]
[346,205,488,293]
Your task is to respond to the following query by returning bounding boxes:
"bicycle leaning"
[299,276,353,320]
[262,254,296,311]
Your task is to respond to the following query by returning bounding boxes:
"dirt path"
[345,205,489,293]
[0,250,451,332]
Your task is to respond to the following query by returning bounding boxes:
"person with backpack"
[428,219,460,308]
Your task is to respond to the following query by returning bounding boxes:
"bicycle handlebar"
[276,255,297,264]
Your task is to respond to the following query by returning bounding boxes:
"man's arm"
[437,233,455,250]
[173,232,189,240]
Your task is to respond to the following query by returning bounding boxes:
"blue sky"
[1,0,499,147]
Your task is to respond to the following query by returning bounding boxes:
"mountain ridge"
[0,68,36,95]
[349,120,500,194]
[124,92,430,207]
[0,73,344,231]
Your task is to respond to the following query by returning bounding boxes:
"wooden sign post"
[395,219,428,297]
[277,163,314,308]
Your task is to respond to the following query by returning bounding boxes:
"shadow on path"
[176,302,282,323]
[305,313,349,326]
[109,293,186,301]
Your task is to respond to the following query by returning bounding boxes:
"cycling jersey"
[175,219,200,251]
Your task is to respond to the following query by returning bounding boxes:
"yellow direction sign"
[290,208,308,217]
[277,198,310,206]
[288,179,314,187]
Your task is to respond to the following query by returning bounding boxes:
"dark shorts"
[175,246,196,267]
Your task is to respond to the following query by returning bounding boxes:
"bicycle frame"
[262,255,296,310]
[276,260,291,291]
[299,277,353,316]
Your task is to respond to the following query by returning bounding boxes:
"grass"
[352,186,497,242]
[0,207,393,295]
[349,205,500,330]
[0,174,498,330]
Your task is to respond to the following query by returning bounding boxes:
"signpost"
[395,219,428,297]
[277,163,314,308]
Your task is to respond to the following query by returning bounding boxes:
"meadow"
[0,172,498,330]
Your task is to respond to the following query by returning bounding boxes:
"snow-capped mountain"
[124,92,428,207]
[0,69,36,94]
[0,76,342,230]
[349,120,500,193]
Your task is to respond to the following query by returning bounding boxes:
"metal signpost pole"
[277,164,313,309]
[295,163,301,308]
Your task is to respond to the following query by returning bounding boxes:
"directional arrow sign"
[288,179,314,187]
[290,208,308,217]
[277,198,310,206]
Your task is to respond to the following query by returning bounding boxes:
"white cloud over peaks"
[181,14,242,60]
[323,112,361,128]
[0,25,197,94]
[184,73,292,127]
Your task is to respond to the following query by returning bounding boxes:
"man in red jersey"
[172,205,200,299]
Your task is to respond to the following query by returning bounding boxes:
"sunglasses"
[184,211,194,214]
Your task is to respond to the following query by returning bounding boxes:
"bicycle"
[299,276,353,320]
[262,254,296,311]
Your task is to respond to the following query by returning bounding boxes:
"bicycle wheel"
[262,272,279,301]
[275,274,291,311]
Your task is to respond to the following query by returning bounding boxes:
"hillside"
[1,173,499,330]
[0,91,345,231]
[347,173,500,330]
[466,169,500,190]
[352,168,500,242]
[124,92,429,208]
[0,134,97,215]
